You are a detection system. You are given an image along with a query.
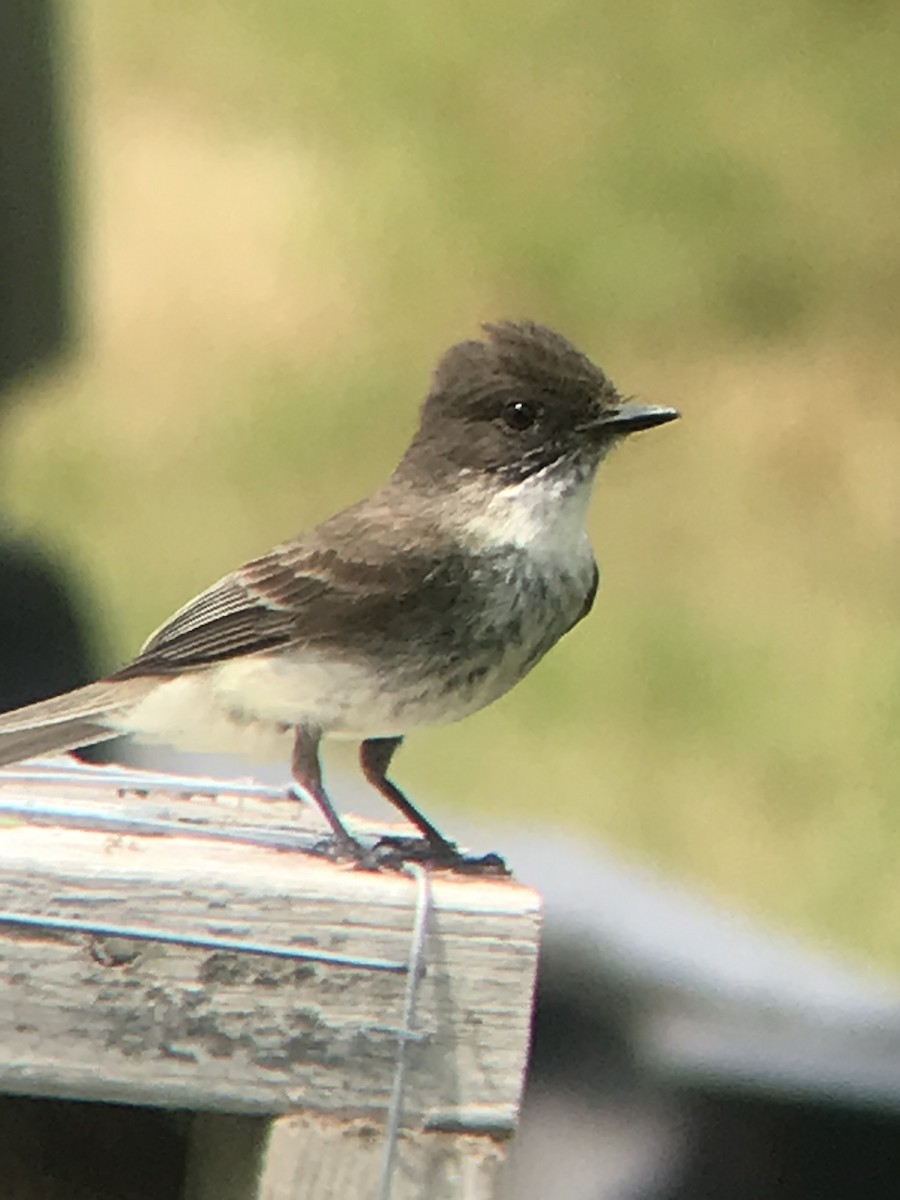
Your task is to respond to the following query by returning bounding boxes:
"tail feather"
[0,722,120,767]
[0,678,154,768]
[0,681,129,732]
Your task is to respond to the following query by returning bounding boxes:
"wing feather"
[112,552,332,678]
[109,493,474,683]
[109,533,447,679]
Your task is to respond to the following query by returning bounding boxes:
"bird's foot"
[306,830,509,875]
[308,833,383,870]
[370,834,510,876]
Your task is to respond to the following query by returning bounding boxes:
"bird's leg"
[291,727,362,859]
[359,736,461,862]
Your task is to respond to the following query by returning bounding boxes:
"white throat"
[455,462,598,560]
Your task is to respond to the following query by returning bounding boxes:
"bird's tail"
[0,678,154,768]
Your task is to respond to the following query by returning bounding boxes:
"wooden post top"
[0,763,542,1135]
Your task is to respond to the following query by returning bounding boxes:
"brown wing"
[111,548,349,678]
[109,519,464,680]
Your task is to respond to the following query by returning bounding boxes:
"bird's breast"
[120,544,597,747]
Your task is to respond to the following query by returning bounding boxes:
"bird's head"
[399,321,678,489]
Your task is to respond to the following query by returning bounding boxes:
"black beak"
[601,401,680,434]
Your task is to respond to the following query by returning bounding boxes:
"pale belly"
[118,555,594,756]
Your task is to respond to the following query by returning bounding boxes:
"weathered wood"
[182,1111,509,1200]
[259,1112,507,1200]
[0,769,541,1196]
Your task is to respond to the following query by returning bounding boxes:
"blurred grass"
[4,0,900,966]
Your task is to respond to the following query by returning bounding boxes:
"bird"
[0,321,678,866]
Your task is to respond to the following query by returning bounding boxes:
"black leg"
[359,736,459,859]
[292,727,361,858]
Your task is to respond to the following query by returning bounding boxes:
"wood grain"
[0,770,541,1196]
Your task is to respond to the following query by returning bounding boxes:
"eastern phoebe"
[0,322,677,864]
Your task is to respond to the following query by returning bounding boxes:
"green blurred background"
[4,0,900,965]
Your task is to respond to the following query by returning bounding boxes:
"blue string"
[0,910,407,973]
[0,761,438,1195]
[0,797,310,852]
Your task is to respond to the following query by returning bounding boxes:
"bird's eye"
[502,398,539,431]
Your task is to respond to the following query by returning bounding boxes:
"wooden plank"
[258,1112,508,1199]
[182,1109,510,1200]
[182,1104,508,1200]
[0,772,541,1147]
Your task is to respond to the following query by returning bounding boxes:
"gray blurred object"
[0,0,101,718]
[0,0,70,396]
[0,533,98,713]
[496,830,900,1200]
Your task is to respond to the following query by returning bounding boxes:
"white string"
[3,755,441,1199]
[375,864,432,1200]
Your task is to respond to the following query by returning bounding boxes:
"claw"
[371,835,510,876]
